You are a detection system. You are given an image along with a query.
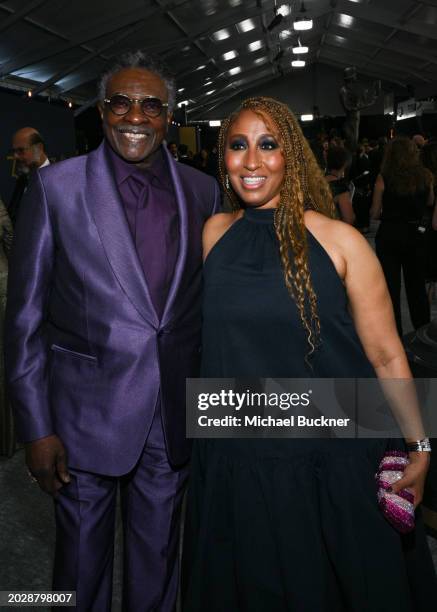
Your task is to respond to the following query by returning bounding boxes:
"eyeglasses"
[103,94,169,117]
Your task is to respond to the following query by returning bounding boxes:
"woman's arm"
[336,191,355,225]
[370,173,384,220]
[340,225,430,503]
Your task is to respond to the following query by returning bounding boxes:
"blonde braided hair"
[217,96,337,358]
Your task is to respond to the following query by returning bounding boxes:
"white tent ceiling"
[1,0,436,117]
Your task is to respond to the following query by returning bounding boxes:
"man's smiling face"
[100,67,171,164]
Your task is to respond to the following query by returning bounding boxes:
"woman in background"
[371,137,434,336]
[182,97,436,612]
[325,145,355,224]
[420,141,437,293]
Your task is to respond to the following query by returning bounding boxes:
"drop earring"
[225,174,230,189]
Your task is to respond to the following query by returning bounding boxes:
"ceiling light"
[196,65,206,71]
[229,0,242,6]
[68,101,73,108]
[178,87,185,93]
[229,66,242,75]
[338,13,355,27]
[291,59,306,67]
[279,29,292,39]
[177,100,190,108]
[254,56,268,65]
[293,2,313,31]
[205,90,216,95]
[248,40,263,52]
[292,42,309,54]
[27,90,32,97]
[237,18,256,33]
[277,4,291,16]
[212,28,231,42]
[223,50,238,61]
[294,17,313,31]
[205,3,217,16]
[333,34,347,44]
[209,120,222,127]
[301,114,313,121]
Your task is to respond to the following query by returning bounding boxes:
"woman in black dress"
[182,97,436,611]
[325,145,355,224]
[370,137,434,336]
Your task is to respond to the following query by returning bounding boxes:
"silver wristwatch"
[406,438,432,452]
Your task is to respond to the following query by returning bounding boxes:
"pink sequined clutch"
[375,451,415,534]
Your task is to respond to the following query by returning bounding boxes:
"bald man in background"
[9,127,49,226]
[412,133,426,149]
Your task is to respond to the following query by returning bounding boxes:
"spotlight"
[27,90,32,97]
[292,39,309,54]
[293,2,313,31]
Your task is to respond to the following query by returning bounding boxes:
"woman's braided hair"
[217,96,336,358]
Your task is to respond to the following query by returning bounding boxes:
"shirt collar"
[105,141,170,190]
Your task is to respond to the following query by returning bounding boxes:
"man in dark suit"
[8,128,50,226]
[5,51,220,611]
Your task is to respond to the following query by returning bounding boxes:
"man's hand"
[25,434,70,496]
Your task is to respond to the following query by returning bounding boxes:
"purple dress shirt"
[106,143,179,320]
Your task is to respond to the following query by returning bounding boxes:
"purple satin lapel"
[161,147,188,327]
[86,144,159,328]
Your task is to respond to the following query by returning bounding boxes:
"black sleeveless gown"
[182,208,437,612]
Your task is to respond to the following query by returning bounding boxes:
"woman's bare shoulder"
[304,210,362,241]
[203,210,243,260]
[304,210,372,279]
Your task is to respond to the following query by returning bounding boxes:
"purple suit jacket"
[5,142,220,474]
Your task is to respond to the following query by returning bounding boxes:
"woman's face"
[225,109,285,209]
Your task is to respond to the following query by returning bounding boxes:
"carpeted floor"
[0,449,124,611]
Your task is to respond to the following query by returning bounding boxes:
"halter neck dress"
[182,207,437,612]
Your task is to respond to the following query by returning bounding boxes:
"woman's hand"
[390,452,430,508]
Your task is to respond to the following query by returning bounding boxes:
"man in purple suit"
[5,51,220,611]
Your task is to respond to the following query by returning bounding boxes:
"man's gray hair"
[97,50,177,113]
